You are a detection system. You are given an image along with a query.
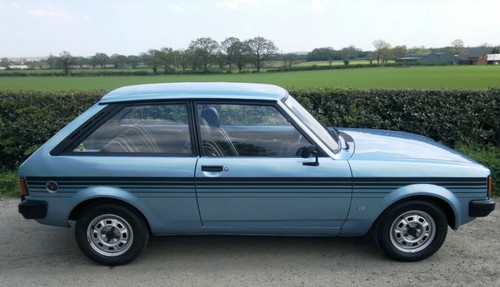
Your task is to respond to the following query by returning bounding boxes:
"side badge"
[46,181,59,193]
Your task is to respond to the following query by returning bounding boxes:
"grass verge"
[0,170,20,198]
[457,144,499,197]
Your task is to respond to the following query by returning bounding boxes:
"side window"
[198,103,311,157]
[74,104,192,155]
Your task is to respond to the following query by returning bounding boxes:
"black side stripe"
[27,176,486,188]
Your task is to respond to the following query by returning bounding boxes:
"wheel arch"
[68,197,152,234]
[374,184,463,230]
[374,195,456,230]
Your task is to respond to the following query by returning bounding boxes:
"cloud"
[167,4,184,12]
[10,2,21,9]
[27,7,89,21]
[308,0,332,11]
[216,0,261,10]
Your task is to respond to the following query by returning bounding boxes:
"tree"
[479,43,492,55]
[184,47,201,72]
[75,56,89,69]
[188,37,220,73]
[245,36,278,72]
[450,39,465,56]
[141,49,159,74]
[174,50,189,71]
[230,41,252,72]
[47,54,57,69]
[306,47,336,65]
[127,55,141,69]
[140,48,175,74]
[156,47,176,74]
[282,53,299,68]
[365,52,375,64]
[58,51,75,76]
[357,50,370,59]
[380,46,393,63]
[392,45,408,60]
[340,45,360,61]
[221,38,252,72]
[0,57,10,68]
[408,46,431,54]
[110,54,128,68]
[221,37,240,71]
[92,53,110,69]
[373,39,391,64]
[215,51,226,70]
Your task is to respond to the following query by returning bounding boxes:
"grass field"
[293,59,391,66]
[1,65,499,91]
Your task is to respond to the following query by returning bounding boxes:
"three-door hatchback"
[19,83,495,265]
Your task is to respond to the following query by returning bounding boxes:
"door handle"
[201,165,224,172]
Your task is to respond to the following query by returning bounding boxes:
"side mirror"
[297,145,319,166]
[297,145,316,158]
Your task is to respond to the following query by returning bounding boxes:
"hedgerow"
[0,90,103,169]
[1,89,498,191]
[290,88,499,146]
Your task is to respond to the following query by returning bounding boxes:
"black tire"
[373,200,448,261]
[75,203,149,266]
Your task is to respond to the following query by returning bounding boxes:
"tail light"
[487,176,492,198]
[19,178,29,197]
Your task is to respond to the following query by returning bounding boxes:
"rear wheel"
[374,200,448,261]
[75,203,149,266]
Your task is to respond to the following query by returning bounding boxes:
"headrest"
[201,107,220,128]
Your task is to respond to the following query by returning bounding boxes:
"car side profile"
[18,83,495,265]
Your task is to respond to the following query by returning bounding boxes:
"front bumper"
[469,199,495,217]
[18,200,47,219]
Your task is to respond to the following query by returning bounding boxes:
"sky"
[1,0,500,58]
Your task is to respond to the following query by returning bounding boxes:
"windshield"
[283,96,340,154]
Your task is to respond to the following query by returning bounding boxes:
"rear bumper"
[18,200,47,219]
[469,199,495,217]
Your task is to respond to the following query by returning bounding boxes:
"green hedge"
[456,144,499,197]
[0,88,498,196]
[0,90,103,169]
[1,88,499,166]
[291,88,499,146]
[0,69,153,77]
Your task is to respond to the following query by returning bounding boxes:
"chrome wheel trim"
[87,214,134,257]
[390,210,436,253]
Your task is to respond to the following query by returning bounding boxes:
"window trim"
[51,100,198,157]
[50,104,120,156]
[192,100,326,158]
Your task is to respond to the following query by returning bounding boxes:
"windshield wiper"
[330,127,340,141]
[331,127,350,150]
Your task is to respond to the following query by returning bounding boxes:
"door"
[194,102,352,234]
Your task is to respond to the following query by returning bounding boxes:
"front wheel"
[75,203,149,266]
[374,200,448,261]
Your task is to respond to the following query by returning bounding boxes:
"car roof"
[99,82,289,104]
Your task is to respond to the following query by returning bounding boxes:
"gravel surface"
[1,198,498,287]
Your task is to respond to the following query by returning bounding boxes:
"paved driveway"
[1,198,498,287]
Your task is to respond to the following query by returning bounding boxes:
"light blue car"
[18,83,495,265]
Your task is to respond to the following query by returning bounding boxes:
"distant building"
[486,54,500,65]
[7,65,30,70]
[458,47,488,65]
[396,52,459,65]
